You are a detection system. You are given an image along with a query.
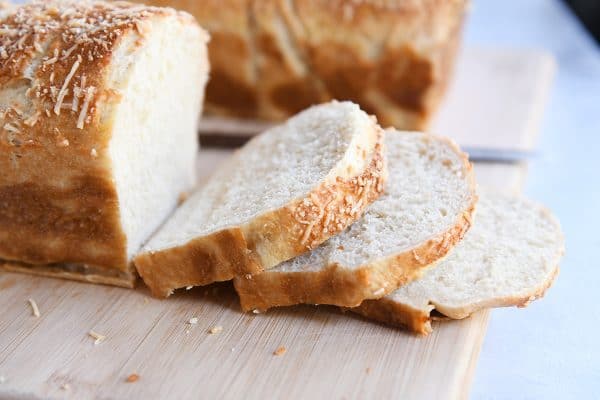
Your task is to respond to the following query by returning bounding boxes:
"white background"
[466,1,600,399]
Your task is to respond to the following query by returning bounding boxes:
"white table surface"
[465,1,600,399]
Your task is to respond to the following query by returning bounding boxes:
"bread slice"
[134,101,386,297]
[233,131,477,311]
[0,0,209,287]
[354,191,565,334]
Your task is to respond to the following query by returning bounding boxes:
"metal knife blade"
[462,147,535,164]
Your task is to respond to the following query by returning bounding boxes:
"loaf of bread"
[135,0,468,130]
[234,131,477,311]
[0,0,209,287]
[134,101,386,297]
[354,192,565,334]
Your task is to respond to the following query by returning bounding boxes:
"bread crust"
[136,0,467,130]
[0,2,201,281]
[233,133,477,311]
[134,124,387,297]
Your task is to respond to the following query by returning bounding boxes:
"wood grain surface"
[0,48,550,400]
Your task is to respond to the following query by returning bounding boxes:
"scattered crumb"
[143,298,149,304]
[61,383,71,391]
[126,374,139,383]
[27,298,40,317]
[185,286,193,290]
[0,376,6,384]
[252,309,261,314]
[185,329,190,334]
[90,148,98,157]
[178,192,189,205]
[208,326,223,334]
[273,346,287,356]
[366,367,372,374]
[88,330,106,345]
[245,274,252,280]
[57,139,69,147]
[337,245,345,250]
[373,288,385,297]
[188,317,198,325]
[231,347,235,352]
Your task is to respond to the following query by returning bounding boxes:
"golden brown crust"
[136,0,467,130]
[0,2,196,279]
[352,295,433,335]
[135,126,387,298]
[0,260,137,289]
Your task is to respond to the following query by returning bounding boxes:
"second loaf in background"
[135,101,386,297]
[134,0,468,130]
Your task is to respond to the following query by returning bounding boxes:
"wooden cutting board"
[0,48,554,400]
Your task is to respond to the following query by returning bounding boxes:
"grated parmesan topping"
[0,0,178,133]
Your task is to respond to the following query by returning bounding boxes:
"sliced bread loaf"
[135,101,386,297]
[354,191,565,334]
[0,0,209,287]
[233,131,477,311]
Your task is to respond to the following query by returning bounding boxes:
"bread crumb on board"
[188,317,199,325]
[208,326,223,334]
[273,346,287,356]
[61,383,71,391]
[178,192,190,205]
[126,374,140,383]
[88,330,106,345]
[27,298,40,317]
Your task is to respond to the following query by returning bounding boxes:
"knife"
[462,147,535,164]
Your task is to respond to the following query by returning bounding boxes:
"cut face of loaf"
[0,1,209,287]
[135,0,467,130]
[134,101,387,297]
[233,131,477,311]
[354,192,565,335]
